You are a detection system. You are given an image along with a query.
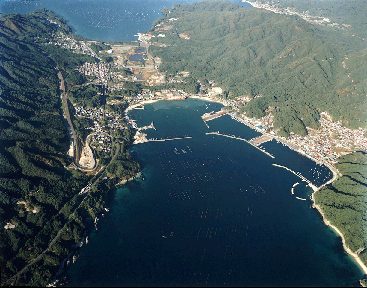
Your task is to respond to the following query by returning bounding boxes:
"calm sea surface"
[0,0,200,41]
[0,0,247,42]
[67,100,363,286]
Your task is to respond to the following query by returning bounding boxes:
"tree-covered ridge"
[0,10,139,286]
[314,151,367,265]
[0,10,87,284]
[251,0,367,39]
[150,1,367,136]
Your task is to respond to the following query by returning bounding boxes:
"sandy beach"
[125,99,162,113]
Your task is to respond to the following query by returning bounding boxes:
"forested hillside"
[251,0,367,39]
[0,10,87,285]
[314,151,367,266]
[0,11,138,286]
[150,1,367,136]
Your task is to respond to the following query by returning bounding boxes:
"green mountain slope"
[251,0,367,39]
[314,151,367,266]
[0,10,139,286]
[150,1,367,136]
[0,10,88,285]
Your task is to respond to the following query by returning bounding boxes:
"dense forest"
[150,1,367,136]
[314,151,367,266]
[252,0,367,39]
[0,11,138,286]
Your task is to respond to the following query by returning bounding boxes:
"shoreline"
[312,195,367,275]
[125,99,162,113]
[126,95,367,276]
[125,95,226,114]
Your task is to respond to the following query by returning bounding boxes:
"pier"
[249,135,273,146]
[201,110,226,122]
[206,132,275,159]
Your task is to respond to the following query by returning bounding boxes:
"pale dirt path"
[58,71,80,163]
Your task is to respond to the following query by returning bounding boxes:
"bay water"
[67,100,363,286]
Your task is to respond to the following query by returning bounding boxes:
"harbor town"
[48,17,367,173]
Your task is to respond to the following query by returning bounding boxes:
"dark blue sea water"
[0,0,249,42]
[67,100,363,286]
[0,0,198,41]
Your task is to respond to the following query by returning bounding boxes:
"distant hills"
[248,0,367,39]
[150,0,367,136]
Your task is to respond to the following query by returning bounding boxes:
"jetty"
[291,182,299,195]
[134,136,193,145]
[206,132,275,159]
[272,163,318,191]
[148,136,192,142]
[140,121,156,131]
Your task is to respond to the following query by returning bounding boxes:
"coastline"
[125,99,162,113]
[126,95,367,277]
[125,95,225,114]
[229,101,367,276]
[312,194,367,275]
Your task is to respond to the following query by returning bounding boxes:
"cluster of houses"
[47,31,98,57]
[79,62,112,85]
[74,106,126,154]
[245,1,351,29]
[285,112,367,163]
[231,102,367,164]
[137,17,178,43]
[50,16,366,169]
[219,91,367,164]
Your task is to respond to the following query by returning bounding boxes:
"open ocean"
[0,0,248,42]
[0,0,201,41]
